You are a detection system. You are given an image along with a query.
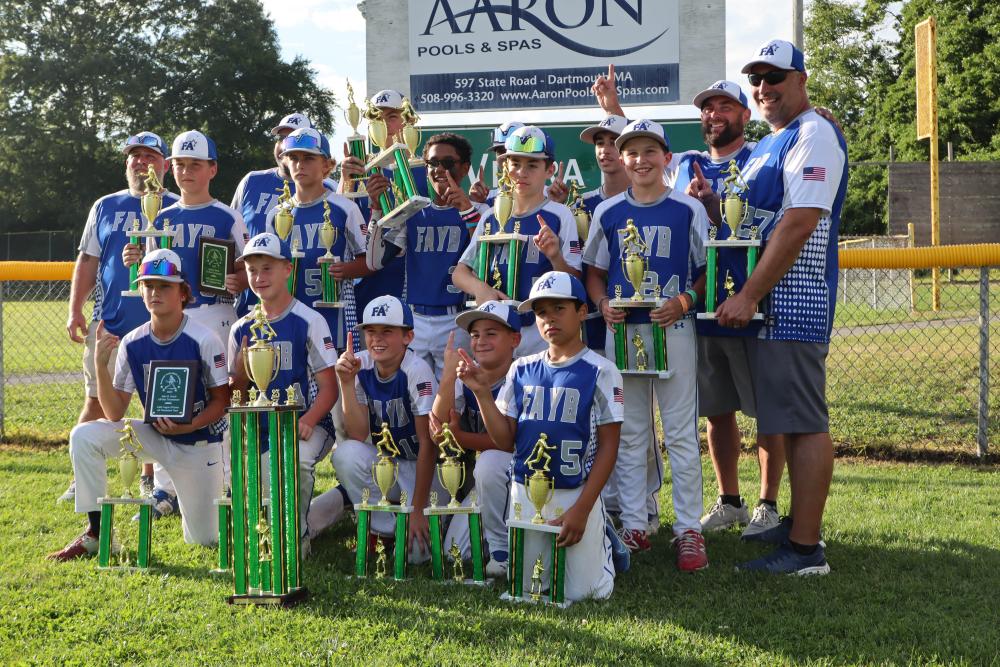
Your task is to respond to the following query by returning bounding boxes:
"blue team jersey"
[113,316,229,445]
[79,189,180,336]
[228,299,338,447]
[152,200,247,308]
[389,203,471,308]
[459,199,582,325]
[264,192,367,350]
[583,188,708,325]
[354,349,436,461]
[496,348,623,489]
[741,109,848,342]
[453,377,505,434]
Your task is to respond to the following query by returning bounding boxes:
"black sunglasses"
[427,157,461,170]
[748,70,791,87]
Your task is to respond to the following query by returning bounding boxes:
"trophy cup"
[243,304,280,406]
[567,181,591,249]
[122,165,175,296]
[363,98,430,230]
[273,180,295,241]
[97,419,156,570]
[424,424,487,584]
[401,99,424,168]
[353,423,413,581]
[313,200,344,308]
[468,164,530,307]
[342,80,369,200]
[607,219,673,379]
[698,160,763,321]
[502,433,570,607]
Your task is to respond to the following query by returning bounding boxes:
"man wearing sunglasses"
[60,132,179,504]
[713,39,848,576]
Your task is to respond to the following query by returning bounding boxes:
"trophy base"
[507,518,562,533]
[424,506,481,516]
[316,256,342,265]
[313,301,345,309]
[341,189,368,200]
[98,496,155,506]
[227,586,309,608]
[479,232,530,244]
[500,591,573,609]
[97,565,156,573]
[120,290,141,297]
[130,229,174,239]
[704,238,762,248]
[466,299,520,309]
[620,368,675,379]
[290,250,305,259]
[355,503,415,514]
[608,298,665,309]
[365,143,409,172]
[409,158,426,168]
[697,313,765,320]
[376,196,431,230]
[227,402,304,414]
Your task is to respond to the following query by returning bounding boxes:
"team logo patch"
[712,82,728,91]
[376,93,390,104]
[538,275,558,290]
[370,303,390,317]
[760,42,779,56]
[481,303,496,313]
[416,381,433,397]
[252,236,270,248]
[289,117,301,125]
[600,118,614,127]
[633,121,650,131]
[181,140,197,151]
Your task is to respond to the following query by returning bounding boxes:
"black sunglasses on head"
[748,70,791,87]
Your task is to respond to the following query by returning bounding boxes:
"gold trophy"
[116,419,144,497]
[371,422,401,506]
[122,165,173,296]
[492,163,515,232]
[244,304,280,406]
[449,542,464,582]
[363,96,430,230]
[470,163,527,307]
[567,181,591,248]
[313,200,344,308]
[342,80,369,199]
[435,423,465,508]
[401,98,424,168]
[97,419,154,569]
[319,200,338,260]
[720,159,750,234]
[524,434,555,524]
[620,219,650,301]
[273,180,295,241]
[141,165,164,232]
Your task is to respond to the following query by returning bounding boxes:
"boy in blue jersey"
[381,132,481,378]
[61,131,178,504]
[430,301,521,577]
[457,272,624,601]
[584,120,710,571]
[227,233,340,550]
[331,295,444,560]
[453,126,582,357]
[49,250,229,560]
[719,40,848,575]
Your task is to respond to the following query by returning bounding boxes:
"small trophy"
[424,423,488,584]
[401,98,424,168]
[502,433,570,607]
[469,164,529,307]
[353,423,413,581]
[243,305,280,406]
[97,419,155,570]
[698,160,763,321]
[273,180,295,241]
[341,80,369,200]
[122,165,175,296]
[567,181,591,249]
[313,200,344,308]
[608,219,673,379]
[363,97,430,230]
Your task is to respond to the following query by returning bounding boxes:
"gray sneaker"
[742,503,780,539]
[57,480,76,504]
[700,497,750,532]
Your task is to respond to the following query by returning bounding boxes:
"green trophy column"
[267,411,285,595]
[97,504,114,568]
[652,324,667,372]
[137,504,152,568]
[281,410,300,589]
[476,240,490,283]
[705,246,718,312]
[216,500,231,572]
[550,537,567,605]
[245,414,261,593]
[393,513,409,581]
[509,526,525,598]
[354,510,370,576]
[128,231,140,292]
[506,239,522,300]
[428,515,444,580]
[230,410,248,595]
[391,150,417,199]
[747,244,758,275]
[613,323,627,371]
[469,513,486,583]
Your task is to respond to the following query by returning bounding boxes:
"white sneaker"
[485,558,507,579]
[57,480,76,504]
[700,497,750,532]
[742,503,780,538]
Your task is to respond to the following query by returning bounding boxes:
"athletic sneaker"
[46,528,119,561]
[606,519,631,574]
[736,542,831,576]
[485,550,508,578]
[132,489,179,522]
[742,503,781,539]
[57,480,76,504]
[674,529,709,572]
[742,514,792,543]
[700,497,750,532]
[139,474,155,498]
[618,527,652,553]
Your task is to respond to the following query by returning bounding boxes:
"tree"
[0,0,337,240]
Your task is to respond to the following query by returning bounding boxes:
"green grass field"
[1,448,997,666]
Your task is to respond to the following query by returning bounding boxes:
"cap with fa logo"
[504,126,556,160]
[516,271,588,313]
[122,131,169,157]
[361,295,414,329]
[455,300,522,333]
[615,119,670,151]
[167,130,218,161]
[692,80,749,109]
[370,89,405,110]
[490,121,526,151]
[741,39,806,73]
[279,127,332,159]
[238,232,288,261]
[579,115,629,144]
[270,112,312,136]
[136,248,185,284]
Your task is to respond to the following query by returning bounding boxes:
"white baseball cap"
[239,232,288,261]
[504,126,555,160]
[579,115,629,144]
[136,248,185,284]
[361,295,414,329]
[692,80,750,109]
[270,112,313,136]
[516,271,588,314]
[167,130,218,161]
[370,89,405,110]
[455,300,522,333]
[741,39,806,73]
[615,119,670,151]
[490,121,526,151]
[279,128,332,158]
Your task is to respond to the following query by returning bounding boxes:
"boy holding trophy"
[583,120,711,569]
[457,272,625,602]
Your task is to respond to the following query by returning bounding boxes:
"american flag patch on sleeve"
[803,167,826,181]
[613,386,624,404]
[417,381,433,397]
[214,353,225,368]
[322,336,335,350]
[569,240,582,255]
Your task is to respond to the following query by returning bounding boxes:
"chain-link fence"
[1,255,997,456]
[0,231,79,261]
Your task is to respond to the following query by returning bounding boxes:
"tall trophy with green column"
[313,200,344,309]
[97,419,156,570]
[225,305,307,607]
[364,98,430,231]
[342,80,369,200]
[122,165,175,296]
[698,159,763,321]
[467,165,530,307]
